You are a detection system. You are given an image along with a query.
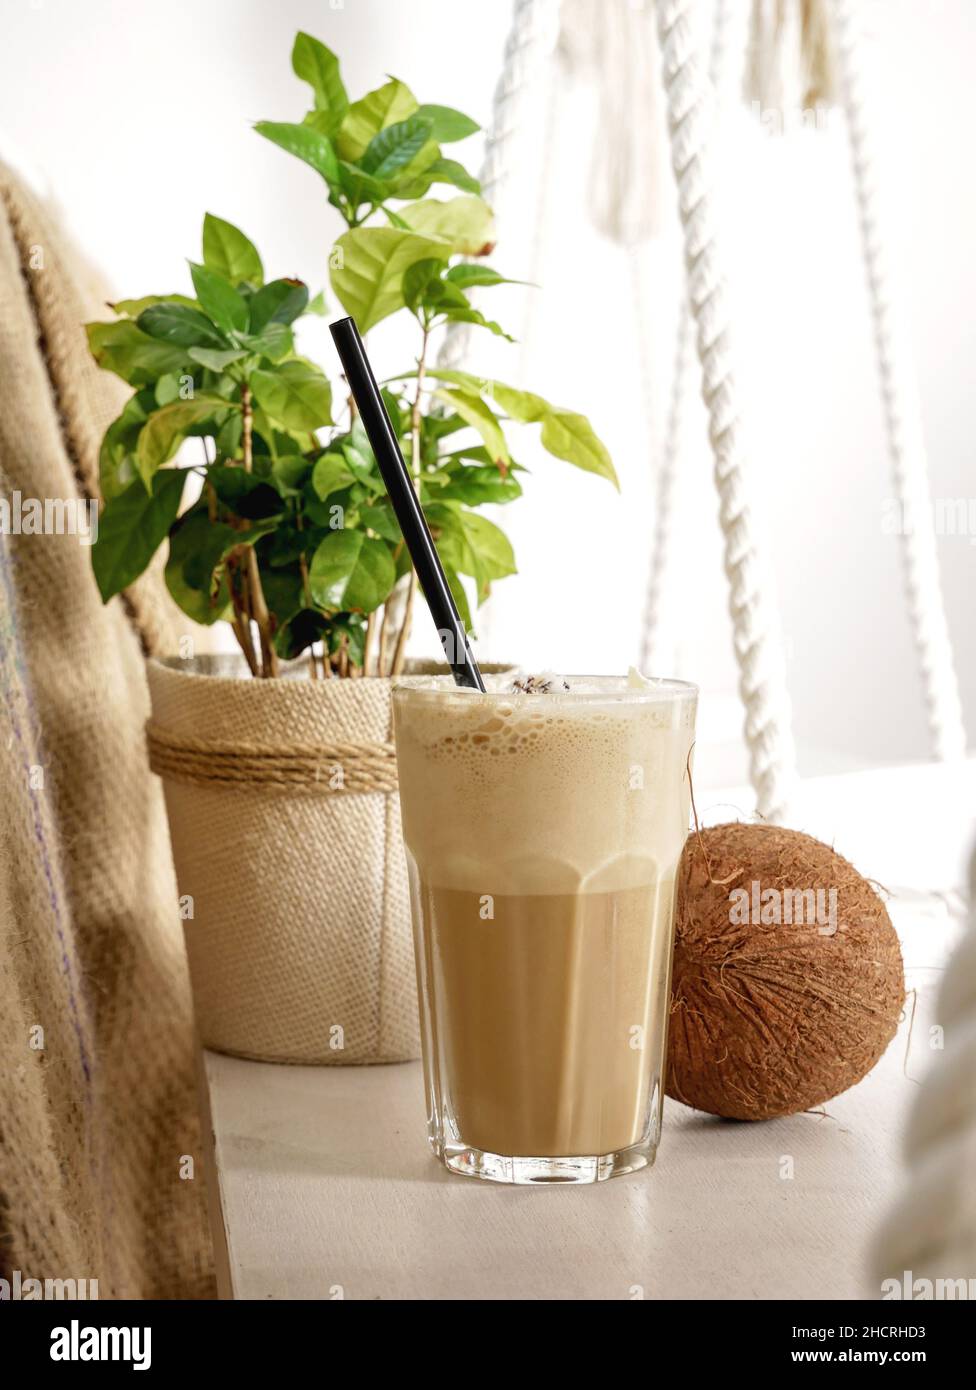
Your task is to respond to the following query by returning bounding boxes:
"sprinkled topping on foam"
[509,672,571,695]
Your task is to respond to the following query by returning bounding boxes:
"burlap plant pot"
[146,655,512,1065]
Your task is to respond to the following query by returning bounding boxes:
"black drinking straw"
[329,315,486,692]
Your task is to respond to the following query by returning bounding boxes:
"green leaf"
[415,104,480,143]
[259,566,305,630]
[336,78,418,161]
[383,207,412,230]
[87,320,189,385]
[154,374,182,406]
[291,32,347,122]
[208,465,284,520]
[271,455,312,496]
[422,410,470,442]
[361,116,434,179]
[486,383,617,485]
[344,419,380,482]
[109,293,198,317]
[441,563,474,632]
[400,196,495,255]
[401,257,444,313]
[431,388,509,465]
[459,509,516,587]
[241,321,294,362]
[330,227,450,332]
[538,411,618,487]
[309,530,395,612]
[248,278,309,332]
[420,371,620,488]
[432,462,522,506]
[358,501,401,543]
[216,412,243,458]
[181,520,240,592]
[312,452,354,501]
[400,268,472,318]
[425,157,481,195]
[337,161,390,208]
[135,396,233,485]
[165,507,231,624]
[98,389,154,500]
[202,213,264,287]
[254,120,340,185]
[396,365,483,392]
[428,279,472,309]
[445,264,522,290]
[137,302,227,350]
[189,262,249,335]
[339,442,377,487]
[327,614,367,667]
[385,140,441,195]
[263,520,309,568]
[275,607,328,660]
[381,388,406,434]
[187,346,247,372]
[307,290,328,316]
[390,155,480,199]
[439,306,514,341]
[182,516,277,598]
[429,504,515,602]
[251,361,333,431]
[92,469,186,601]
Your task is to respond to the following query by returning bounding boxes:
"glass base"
[434,1136,657,1185]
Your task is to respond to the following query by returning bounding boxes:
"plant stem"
[390,323,428,677]
[208,447,257,673]
[363,611,375,677]
[241,383,279,678]
[230,595,259,676]
[294,510,319,679]
[378,602,392,676]
[225,553,259,675]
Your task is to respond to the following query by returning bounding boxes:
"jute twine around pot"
[147,656,512,1065]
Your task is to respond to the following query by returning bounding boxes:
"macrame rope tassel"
[744,0,838,116]
[640,0,738,676]
[559,0,664,246]
[832,0,966,761]
[655,0,797,823]
[438,0,561,374]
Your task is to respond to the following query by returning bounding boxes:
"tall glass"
[392,675,697,1185]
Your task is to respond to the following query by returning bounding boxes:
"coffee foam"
[393,675,696,894]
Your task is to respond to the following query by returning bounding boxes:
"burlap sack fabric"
[148,657,420,1064]
[0,163,214,1297]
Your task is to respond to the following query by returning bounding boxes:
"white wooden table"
[198,760,974,1301]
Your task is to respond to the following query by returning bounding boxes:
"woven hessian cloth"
[147,658,421,1065]
[0,161,214,1298]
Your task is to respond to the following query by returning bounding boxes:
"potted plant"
[87,32,618,1065]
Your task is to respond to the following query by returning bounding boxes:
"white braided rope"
[832,0,966,761]
[655,0,797,822]
[438,0,561,373]
[640,0,738,676]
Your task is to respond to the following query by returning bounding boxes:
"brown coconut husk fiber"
[667,823,905,1121]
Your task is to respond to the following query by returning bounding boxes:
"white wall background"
[1,0,972,782]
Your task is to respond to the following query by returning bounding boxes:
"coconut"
[666,822,905,1121]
